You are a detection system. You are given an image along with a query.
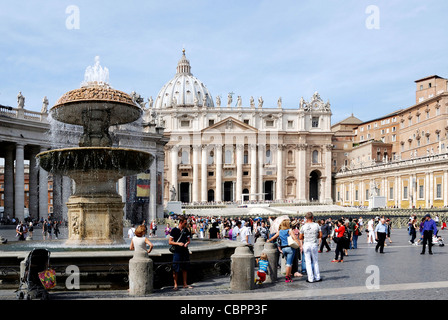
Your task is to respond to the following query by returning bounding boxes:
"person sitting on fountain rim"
[169,216,193,290]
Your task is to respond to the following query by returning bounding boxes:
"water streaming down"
[36,56,154,246]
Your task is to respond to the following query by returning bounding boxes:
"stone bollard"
[230,245,255,291]
[262,242,278,283]
[253,238,266,258]
[129,251,153,296]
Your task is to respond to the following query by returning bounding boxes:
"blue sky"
[1,0,447,124]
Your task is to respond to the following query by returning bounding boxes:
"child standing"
[255,253,269,284]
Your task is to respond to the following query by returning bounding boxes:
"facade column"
[149,154,157,222]
[29,147,39,219]
[296,143,307,203]
[170,146,179,200]
[325,144,333,203]
[397,176,402,208]
[39,147,49,220]
[215,145,223,202]
[236,144,244,202]
[4,145,15,220]
[14,143,25,221]
[192,145,200,203]
[250,144,257,201]
[276,145,283,201]
[429,172,434,208]
[201,146,208,202]
[258,144,265,201]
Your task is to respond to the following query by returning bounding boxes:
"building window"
[181,151,189,164]
[225,150,232,164]
[208,119,215,126]
[208,172,214,177]
[180,120,190,128]
[436,184,442,198]
[243,119,249,125]
[389,187,394,200]
[181,172,188,177]
[266,149,272,164]
[403,186,408,199]
[208,151,214,165]
[243,151,248,164]
[312,150,319,164]
[266,120,274,127]
[287,120,294,129]
[312,117,319,128]
[288,151,293,164]
[366,189,369,199]
[419,185,424,199]
[355,190,358,201]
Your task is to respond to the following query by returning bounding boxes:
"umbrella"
[269,215,290,234]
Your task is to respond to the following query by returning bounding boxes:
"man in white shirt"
[300,212,322,283]
[240,223,252,245]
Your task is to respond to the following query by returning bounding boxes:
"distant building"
[333,75,448,208]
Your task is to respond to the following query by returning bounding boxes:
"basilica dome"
[154,50,214,109]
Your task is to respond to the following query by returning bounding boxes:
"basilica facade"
[148,51,334,204]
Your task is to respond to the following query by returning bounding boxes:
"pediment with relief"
[201,117,258,133]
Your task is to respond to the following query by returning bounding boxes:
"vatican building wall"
[152,51,334,205]
[333,75,448,209]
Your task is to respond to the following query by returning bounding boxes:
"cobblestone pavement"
[0,228,447,300]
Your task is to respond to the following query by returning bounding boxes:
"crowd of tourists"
[13,216,64,241]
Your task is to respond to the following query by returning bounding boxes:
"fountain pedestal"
[65,194,125,245]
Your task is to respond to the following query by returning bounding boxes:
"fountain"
[37,57,153,246]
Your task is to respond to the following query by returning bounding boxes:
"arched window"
[312,150,319,164]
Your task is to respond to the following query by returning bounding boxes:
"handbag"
[287,235,300,249]
[38,269,56,290]
[169,229,184,253]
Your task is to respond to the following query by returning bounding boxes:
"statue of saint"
[250,96,255,108]
[148,96,154,108]
[17,92,25,109]
[216,95,221,107]
[227,93,233,107]
[258,96,263,108]
[236,96,242,108]
[170,185,177,201]
[41,96,49,113]
[277,97,282,108]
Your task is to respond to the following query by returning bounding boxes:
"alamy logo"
[66,5,80,30]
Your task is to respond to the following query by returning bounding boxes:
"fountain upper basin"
[51,86,142,126]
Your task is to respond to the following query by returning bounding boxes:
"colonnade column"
[14,143,25,221]
[201,146,207,202]
[236,144,243,202]
[215,145,222,202]
[192,145,200,203]
[429,172,434,208]
[276,145,283,201]
[249,144,257,201]
[170,145,179,200]
[28,147,39,219]
[4,145,14,219]
[38,147,49,219]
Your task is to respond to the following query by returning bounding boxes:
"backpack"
[343,227,350,240]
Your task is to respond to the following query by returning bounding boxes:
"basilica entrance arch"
[223,181,233,202]
[309,170,321,202]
